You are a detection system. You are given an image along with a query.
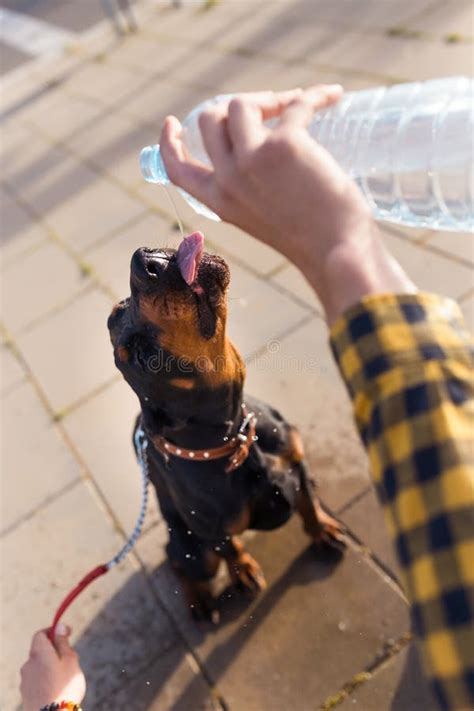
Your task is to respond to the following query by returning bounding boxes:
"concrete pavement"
[1,1,472,708]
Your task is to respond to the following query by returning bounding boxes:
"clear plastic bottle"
[140,77,474,231]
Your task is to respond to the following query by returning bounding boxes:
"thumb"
[53,622,74,657]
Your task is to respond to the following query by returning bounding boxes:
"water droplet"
[146,680,150,685]
[273,427,277,433]
[223,435,229,441]
[174,589,179,594]
[185,553,191,558]
[187,530,192,535]
[252,435,259,441]
[215,546,221,551]
[191,510,196,515]
[168,527,172,532]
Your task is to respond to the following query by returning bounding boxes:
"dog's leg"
[142,449,221,623]
[281,426,346,554]
[171,551,221,624]
[223,536,267,596]
[296,460,346,554]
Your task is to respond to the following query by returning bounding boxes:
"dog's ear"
[114,325,158,372]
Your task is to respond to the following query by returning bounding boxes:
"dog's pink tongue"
[177,231,204,285]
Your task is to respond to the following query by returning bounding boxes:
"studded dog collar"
[151,405,258,473]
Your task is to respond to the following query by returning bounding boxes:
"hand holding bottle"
[159,86,415,323]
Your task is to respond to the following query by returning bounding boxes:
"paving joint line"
[11,282,95,338]
[244,311,317,365]
[321,499,406,600]
[50,373,121,423]
[317,631,412,710]
[129,546,230,710]
[336,483,373,515]
[82,209,152,257]
[0,476,83,539]
[143,27,411,85]
[1,176,120,306]
[343,519,404,595]
[0,324,143,547]
[384,225,474,270]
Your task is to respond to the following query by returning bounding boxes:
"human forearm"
[302,219,416,325]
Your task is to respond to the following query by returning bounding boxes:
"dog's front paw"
[180,578,220,625]
[312,509,347,555]
[226,552,267,596]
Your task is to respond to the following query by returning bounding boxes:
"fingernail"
[55,622,68,636]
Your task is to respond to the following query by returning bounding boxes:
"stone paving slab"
[226,258,311,359]
[1,480,194,709]
[86,211,182,298]
[304,30,472,82]
[245,316,371,512]
[338,643,436,711]
[340,487,401,580]
[137,515,409,711]
[142,1,265,47]
[0,187,49,268]
[134,179,217,232]
[109,644,221,710]
[379,229,474,301]
[405,0,473,36]
[2,128,68,198]
[113,75,210,131]
[253,0,437,32]
[65,109,156,190]
[1,379,81,536]
[62,378,163,535]
[104,34,192,77]
[3,137,146,254]
[62,61,150,106]
[271,261,323,313]
[25,163,146,253]
[2,240,91,334]
[0,344,26,396]
[194,218,287,279]
[424,229,474,267]
[16,287,115,413]
[21,89,105,143]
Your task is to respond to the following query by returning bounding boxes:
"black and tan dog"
[108,232,345,621]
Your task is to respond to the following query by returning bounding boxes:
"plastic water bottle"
[140,77,473,232]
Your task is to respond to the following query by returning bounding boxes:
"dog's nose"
[130,248,168,288]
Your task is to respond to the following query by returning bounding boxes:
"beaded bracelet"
[40,703,82,710]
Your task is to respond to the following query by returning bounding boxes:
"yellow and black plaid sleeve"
[330,292,474,711]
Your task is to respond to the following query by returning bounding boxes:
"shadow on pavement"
[73,534,341,707]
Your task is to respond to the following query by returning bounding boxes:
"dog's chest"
[149,395,294,540]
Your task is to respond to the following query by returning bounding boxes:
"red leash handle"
[47,564,108,643]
